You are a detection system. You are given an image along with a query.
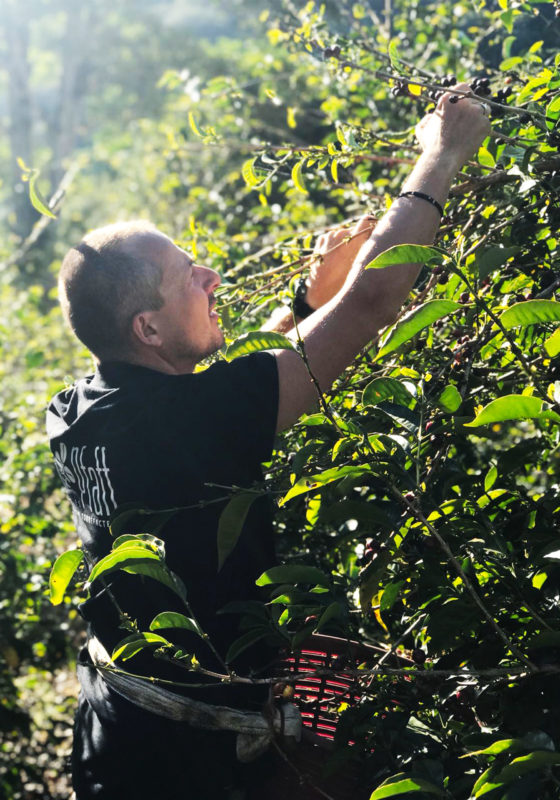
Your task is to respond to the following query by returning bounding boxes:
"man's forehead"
[122,233,193,283]
[124,230,171,257]
[120,230,176,268]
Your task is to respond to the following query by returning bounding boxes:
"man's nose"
[195,265,221,292]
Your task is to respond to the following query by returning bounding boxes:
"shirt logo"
[53,442,117,519]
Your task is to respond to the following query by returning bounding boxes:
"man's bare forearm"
[340,151,460,330]
[261,305,299,334]
[265,152,460,335]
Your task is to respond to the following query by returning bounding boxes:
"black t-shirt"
[47,352,279,708]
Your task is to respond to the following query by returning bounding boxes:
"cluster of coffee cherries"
[423,73,458,103]
[483,82,513,118]
[390,75,456,98]
[470,75,492,97]
[391,72,519,120]
[323,44,341,59]
[390,79,410,98]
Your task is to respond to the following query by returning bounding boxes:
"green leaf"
[484,465,498,492]
[478,147,495,168]
[437,384,462,413]
[546,94,560,127]
[377,401,420,433]
[369,774,447,799]
[465,738,518,758]
[87,541,186,601]
[476,245,518,280]
[330,158,339,183]
[49,550,83,605]
[17,156,31,173]
[474,779,503,797]
[112,632,171,662]
[471,767,496,795]
[500,56,523,71]
[496,751,560,783]
[500,7,514,32]
[280,465,371,505]
[465,395,560,427]
[376,301,461,360]
[256,565,331,587]
[111,534,165,557]
[499,300,560,330]
[242,158,259,187]
[110,504,181,537]
[225,627,269,664]
[363,377,413,406]
[225,331,295,360]
[315,601,343,632]
[365,244,447,270]
[380,580,405,612]
[18,160,58,220]
[359,549,394,611]
[121,561,187,602]
[466,732,555,761]
[319,498,394,531]
[217,491,260,571]
[292,159,306,193]
[149,612,204,637]
[336,125,348,148]
[387,38,404,74]
[188,111,203,138]
[544,327,560,357]
[87,545,160,585]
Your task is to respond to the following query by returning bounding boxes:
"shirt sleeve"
[204,351,279,464]
[160,351,279,469]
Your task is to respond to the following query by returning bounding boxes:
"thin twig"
[93,659,559,690]
[0,160,81,274]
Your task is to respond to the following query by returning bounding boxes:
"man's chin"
[215,328,225,350]
[206,330,225,358]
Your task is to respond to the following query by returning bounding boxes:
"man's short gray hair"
[58,221,165,361]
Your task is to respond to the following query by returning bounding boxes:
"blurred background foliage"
[1,0,560,797]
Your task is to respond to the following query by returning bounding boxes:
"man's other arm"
[273,86,491,433]
[262,217,377,335]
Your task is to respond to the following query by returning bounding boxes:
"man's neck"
[97,350,196,375]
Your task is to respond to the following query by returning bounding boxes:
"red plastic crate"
[276,634,410,743]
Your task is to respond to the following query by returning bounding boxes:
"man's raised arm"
[273,84,491,433]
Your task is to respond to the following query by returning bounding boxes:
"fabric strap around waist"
[85,635,302,762]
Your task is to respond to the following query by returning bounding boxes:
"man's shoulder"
[46,372,115,441]
[196,351,278,384]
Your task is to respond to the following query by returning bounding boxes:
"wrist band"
[292,278,315,319]
[397,191,444,218]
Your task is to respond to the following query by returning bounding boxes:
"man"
[48,85,490,799]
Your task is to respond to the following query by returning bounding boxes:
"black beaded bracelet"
[292,278,315,319]
[397,190,444,218]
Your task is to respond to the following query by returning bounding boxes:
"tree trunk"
[2,0,38,238]
[49,4,91,188]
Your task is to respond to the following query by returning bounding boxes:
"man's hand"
[262,215,376,333]
[415,82,491,168]
[305,215,377,310]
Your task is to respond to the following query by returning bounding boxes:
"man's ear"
[131,311,162,348]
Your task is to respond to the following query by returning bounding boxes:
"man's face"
[137,233,224,369]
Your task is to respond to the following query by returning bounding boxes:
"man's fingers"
[436,81,471,111]
[315,215,376,255]
[351,214,376,237]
